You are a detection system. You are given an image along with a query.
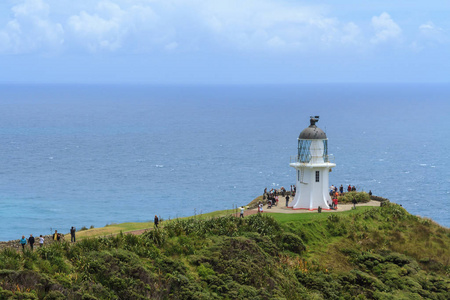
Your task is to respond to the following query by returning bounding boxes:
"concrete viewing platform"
[244,195,382,216]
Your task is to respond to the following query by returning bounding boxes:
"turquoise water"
[0,84,448,241]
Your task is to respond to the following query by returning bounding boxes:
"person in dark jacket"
[53,230,61,242]
[28,234,35,251]
[70,227,76,243]
[154,215,159,228]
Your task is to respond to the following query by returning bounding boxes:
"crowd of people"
[19,226,77,251]
[327,184,356,209]
[263,186,296,209]
[327,184,372,210]
[260,183,371,211]
[329,184,357,196]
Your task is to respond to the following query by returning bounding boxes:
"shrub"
[243,214,281,236]
[326,215,348,236]
[43,290,65,300]
[338,191,370,204]
[142,228,167,246]
[197,264,216,278]
[279,232,306,254]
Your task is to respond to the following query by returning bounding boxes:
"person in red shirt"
[333,198,338,209]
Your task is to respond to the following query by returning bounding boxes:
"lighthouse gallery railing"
[290,154,335,164]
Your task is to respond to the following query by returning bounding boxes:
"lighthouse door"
[300,168,306,184]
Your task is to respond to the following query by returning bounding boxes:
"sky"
[0,0,449,84]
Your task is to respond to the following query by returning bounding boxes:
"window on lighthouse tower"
[315,171,320,182]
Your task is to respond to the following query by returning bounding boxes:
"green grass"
[76,204,376,240]
[76,222,154,239]
[76,208,239,240]
[268,206,377,224]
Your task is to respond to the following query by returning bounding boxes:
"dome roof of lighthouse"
[299,117,327,139]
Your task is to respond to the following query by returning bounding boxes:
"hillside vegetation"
[0,203,448,299]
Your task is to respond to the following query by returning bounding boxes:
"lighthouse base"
[289,164,335,210]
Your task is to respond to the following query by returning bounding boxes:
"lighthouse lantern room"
[289,116,335,210]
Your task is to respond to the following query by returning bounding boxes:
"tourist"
[39,235,44,247]
[20,236,27,251]
[348,185,352,192]
[369,190,372,196]
[154,215,159,228]
[330,185,335,193]
[333,198,338,209]
[352,186,356,191]
[352,197,357,209]
[53,230,61,242]
[240,206,244,218]
[70,226,76,242]
[339,185,344,194]
[28,234,35,251]
[285,195,290,207]
[328,200,334,210]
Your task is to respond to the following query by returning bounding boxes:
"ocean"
[0,84,448,241]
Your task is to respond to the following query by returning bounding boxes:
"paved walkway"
[245,196,380,215]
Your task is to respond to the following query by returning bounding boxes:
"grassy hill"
[0,203,448,299]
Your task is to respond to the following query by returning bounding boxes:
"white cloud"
[0,1,444,56]
[197,1,343,51]
[370,12,402,44]
[419,21,446,42]
[67,3,125,52]
[60,0,357,53]
[411,21,448,51]
[0,0,64,54]
[66,1,167,52]
[341,22,361,44]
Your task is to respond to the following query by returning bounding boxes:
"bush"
[279,232,306,254]
[44,290,65,300]
[338,191,370,204]
[197,264,216,278]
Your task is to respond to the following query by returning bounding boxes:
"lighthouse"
[289,116,335,210]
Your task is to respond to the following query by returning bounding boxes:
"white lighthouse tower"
[289,116,335,210]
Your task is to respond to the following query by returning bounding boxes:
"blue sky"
[0,0,449,84]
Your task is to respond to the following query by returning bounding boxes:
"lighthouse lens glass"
[298,140,312,163]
